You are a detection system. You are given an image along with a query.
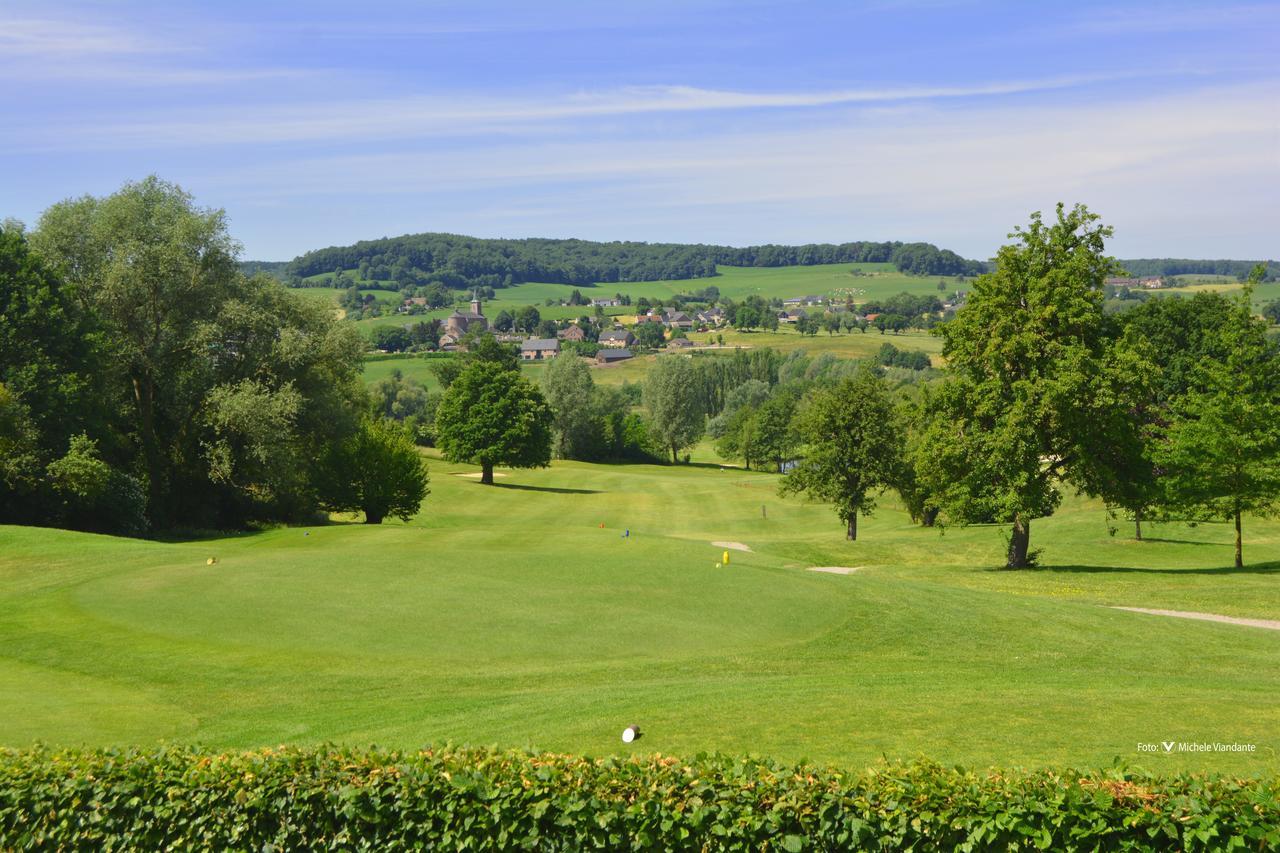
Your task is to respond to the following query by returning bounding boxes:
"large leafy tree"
[643,356,705,463]
[320,416,430,524]
[917,203,1131,567]
[0,224,100,441]
[33,177,242,521]
[435,361,553,484]
[780,366,901,540]
[1154,295,1280,568]
[31,177,365,529]
[1094,292,1244,539]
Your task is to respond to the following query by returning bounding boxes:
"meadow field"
[297,263,964,332]
[362,326,946,391]
[2,450,1277,774]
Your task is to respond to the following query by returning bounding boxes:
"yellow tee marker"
[722,550,730,565]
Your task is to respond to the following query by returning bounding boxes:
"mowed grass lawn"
[2,454,1278,774]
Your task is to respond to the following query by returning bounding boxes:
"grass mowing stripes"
[0,452,1278,772]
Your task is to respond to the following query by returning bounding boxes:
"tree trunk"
[921,507,939,528]
[481,461,494,485]
[1006,515,1030,568]
[846,514,857,541]
[672,444,679,464]
[1134,507,1143,541]
[1235,504,1243,569]
[364,510,384,525]
[133,375,164,527]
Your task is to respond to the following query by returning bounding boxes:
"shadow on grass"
[151,518,366,543]
[489,482,602,495]
[1035,562,1280,576]
[1137,537,1220,546]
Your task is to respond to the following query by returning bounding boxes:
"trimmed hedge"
[0,746,1276,850]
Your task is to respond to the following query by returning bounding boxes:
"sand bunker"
[711,541,752,552]
[807,566,862,575]
[452,472,509,479]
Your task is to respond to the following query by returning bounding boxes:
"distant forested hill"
[1117,258,1278,279]
[272,233,985,291]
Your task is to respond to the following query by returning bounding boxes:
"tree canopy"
[320,416,430,524]
[7,177,368,532]
[916,203,1134,567]
[780,366,902,540]
[435,360,553,484]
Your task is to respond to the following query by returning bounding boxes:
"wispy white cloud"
[3,72,1162,149]
[201,81,1279,258]
[0,13,311,85]
[0,17,165,56]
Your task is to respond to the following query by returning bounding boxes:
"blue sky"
[2,1,1277,261]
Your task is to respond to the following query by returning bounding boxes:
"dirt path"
[808,566,861,575]
[1111,606,1280,632]
[711,541,751,552]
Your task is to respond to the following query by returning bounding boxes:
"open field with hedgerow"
[362,327,947,391]
[306,263,966,331]
[2,452,1278,774]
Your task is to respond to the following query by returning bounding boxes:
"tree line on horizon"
[274,232,986,292]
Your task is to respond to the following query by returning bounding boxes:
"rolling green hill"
[280,233,982,292]
[348,262,966,330]
[2,452,1277,772]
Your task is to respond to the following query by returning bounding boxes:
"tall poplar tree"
[643,356,705,463]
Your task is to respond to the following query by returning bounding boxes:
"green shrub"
[0,746,1276,850]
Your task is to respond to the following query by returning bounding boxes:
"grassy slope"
[2,454,1277,773]
[361,326,943,392]
[313,263,962,331]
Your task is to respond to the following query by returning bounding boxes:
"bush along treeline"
[1,746,1276,850]
[0,177,428,534]
[280,232,986,292]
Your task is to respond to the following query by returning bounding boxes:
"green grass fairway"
[2,455,1278,772]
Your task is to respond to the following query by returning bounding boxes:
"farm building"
[596,348,634,364]
[558,325,587,342]
[662,311,694,330]
[520,338,560,360]
[600,329,636,347]
[782,295,826,306]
